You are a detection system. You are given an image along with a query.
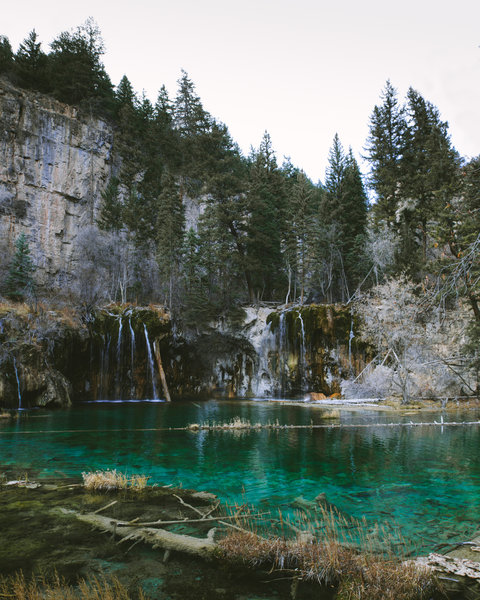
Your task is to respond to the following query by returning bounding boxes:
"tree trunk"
[153,339,171,402]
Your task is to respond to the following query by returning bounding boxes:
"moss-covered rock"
[267,304,372,396]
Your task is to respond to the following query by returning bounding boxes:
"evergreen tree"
[0,35,13,74]
[321,138,369,300]
[365,80,406,225]
[340,150,369,293]
[246,132,287,301]
[98,178,123,231]
[173,69,209,137]
[400,87,460,267]
[156,170,185,308]
[114,76,145,185]
[4,233,36,300]
[435,156,480,321]
[14,29,48,91]
[115,74,137,109]
[179,227,217,326]
[173,70,212,188]
[48,18,114,112]
[322,133,346,223]
[199,122,251,300]
[284,171,317,303]
[365,82,460,277]
[153,85,179,165]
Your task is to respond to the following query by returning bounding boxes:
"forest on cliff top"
[0,20,478,397]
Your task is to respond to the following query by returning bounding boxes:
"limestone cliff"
[0,78,115,284]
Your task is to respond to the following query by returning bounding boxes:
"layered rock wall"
[0,79,115,284]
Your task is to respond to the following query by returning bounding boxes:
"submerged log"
[62,509,216,557]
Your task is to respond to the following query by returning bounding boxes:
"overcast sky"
[3,0,480,183]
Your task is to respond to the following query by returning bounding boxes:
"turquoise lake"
[1,399,479,555]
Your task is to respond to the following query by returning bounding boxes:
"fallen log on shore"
[60,508,218,558]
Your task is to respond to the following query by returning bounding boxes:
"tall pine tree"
[246,132,287,301]
[4,233,36,301]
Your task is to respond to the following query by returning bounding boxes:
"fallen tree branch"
[116,513,267,528]
[93,500,118,514]
[173,493,204,516]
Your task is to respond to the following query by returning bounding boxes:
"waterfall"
[103,334,111,399]
[115,318,123,399]
[348,317,354,371]
[143,324,158,400]
[13,357,22,409]
[278,312,287,394]
[99,334,105,398]
[297,312,307,389]
[117,318,123,362]
[128,318,136,398]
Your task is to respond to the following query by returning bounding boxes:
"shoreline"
[1,475,479,599]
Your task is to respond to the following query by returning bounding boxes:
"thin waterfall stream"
[115,318,123,398]
[297,312,307,387]
[13,357,22,410]
[143,324,159,400]
[128,318,135,398]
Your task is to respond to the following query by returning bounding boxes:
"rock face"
[0,303,370,408]
[0,305,87,409]
[85,304,370,401]
[0,78,114,284]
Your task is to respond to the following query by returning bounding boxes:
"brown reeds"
[218,506,442,600]
[82,469,149,491]
[0,571,148,599]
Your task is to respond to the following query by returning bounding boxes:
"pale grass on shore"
[82,469,149,491]
[0,572,148,599]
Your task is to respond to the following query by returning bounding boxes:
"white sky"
[3,0,480,183]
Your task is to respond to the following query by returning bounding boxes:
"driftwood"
[153,339,171,402]
[60,493,263,559]
[61,508,217,557]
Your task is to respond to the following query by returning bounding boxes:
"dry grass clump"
[0,410,12,419]
[0,572,148,599]
[218,530,441,600]
[335,559,438,600]
[188,417,259,431]
[218,417,260,429]
[0,301,31,318]
[188,417,280,431]
[82,469,149,491]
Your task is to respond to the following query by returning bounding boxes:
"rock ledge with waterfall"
[0,301,371,409]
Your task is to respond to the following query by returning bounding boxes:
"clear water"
[1,399,480,555]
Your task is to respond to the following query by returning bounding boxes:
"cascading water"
[297,312,308,389]
[99,334,105,398]
[143,324,158,400]
[104,334,111,398]
[128,318,136,398]
[13,357,22,409]
[278,312,287,394]
[115,318,123,399]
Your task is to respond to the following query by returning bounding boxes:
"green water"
[1,399,480,554]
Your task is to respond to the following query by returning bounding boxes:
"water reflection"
[1,400,479,553]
